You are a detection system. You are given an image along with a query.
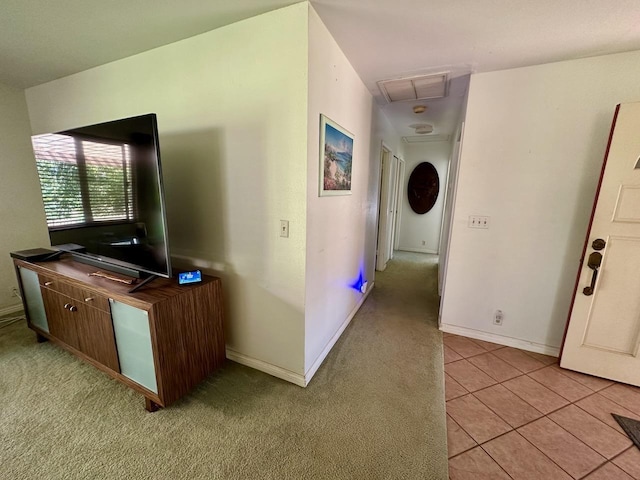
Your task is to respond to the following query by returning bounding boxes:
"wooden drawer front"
[39,274,110,312]
[41,288,120,372]
[73,301,120,372]
[41,288,81,350]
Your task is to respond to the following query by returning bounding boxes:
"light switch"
[280,220,289,238]
[468,215,490,229]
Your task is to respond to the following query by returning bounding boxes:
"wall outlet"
[421,240,426,246]
[493,309,504,326]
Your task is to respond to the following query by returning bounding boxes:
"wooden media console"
[13,256,225,412]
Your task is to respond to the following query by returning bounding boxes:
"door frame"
[376,143,395,271]
[438,122,465,304]
[386,154,401,262]
[393,157,405,251]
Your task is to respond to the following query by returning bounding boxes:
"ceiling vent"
[403,134,451,144]
[409,123,434,135]
[378,73,448,103]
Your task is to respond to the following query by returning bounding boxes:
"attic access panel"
[408,162,439,214]
[378,73,448,103]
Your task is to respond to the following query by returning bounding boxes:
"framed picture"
[319,114,354,196]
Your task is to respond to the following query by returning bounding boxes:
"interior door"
[387,155,399,261]
[376,146,391,271]
[561,102,640,386]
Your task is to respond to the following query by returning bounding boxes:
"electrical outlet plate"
[468,215,490,229]
[280,220,289,238]
[493,309,504,325]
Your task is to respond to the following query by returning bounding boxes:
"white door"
[386,155,399,261]
[376,146,392,271]
[561,102,640,386]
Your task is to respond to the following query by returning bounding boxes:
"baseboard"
[304,282,375,385]
[440,323,560,357]
[225,348,306,387]
[397,247,438,255]
[0,303,23,318]
[174,250,376,387]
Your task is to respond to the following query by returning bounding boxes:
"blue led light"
[349,271,366,293]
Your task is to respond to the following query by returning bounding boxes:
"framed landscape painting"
[319,114,354,196]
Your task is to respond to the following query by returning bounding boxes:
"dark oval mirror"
[407,162,439,214]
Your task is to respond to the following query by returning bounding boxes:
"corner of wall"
[0,83,49,310]
[304,7,377,378]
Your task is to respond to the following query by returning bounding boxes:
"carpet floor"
[0,252,447,479]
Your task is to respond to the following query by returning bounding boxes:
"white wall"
[0,83,50,313]
[305,7,372,376]
[304,6,402,378]
[440,50,640,354]
[397,142,451,254]
[26,4,310,377]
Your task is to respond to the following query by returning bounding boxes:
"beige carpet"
[0,252,447,479]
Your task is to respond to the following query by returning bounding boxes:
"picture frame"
[319,114,354,196]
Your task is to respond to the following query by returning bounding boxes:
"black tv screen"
[31,113,172,278]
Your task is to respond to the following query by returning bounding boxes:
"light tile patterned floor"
[444,333,640,479]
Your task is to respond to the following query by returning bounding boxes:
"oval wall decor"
[408,162,439,214]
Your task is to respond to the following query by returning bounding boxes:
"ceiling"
[3,0,640,138]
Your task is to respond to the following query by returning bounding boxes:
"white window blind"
[32,133,134,228]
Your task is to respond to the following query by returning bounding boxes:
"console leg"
[36,332,47,343]
[145,398,160,412]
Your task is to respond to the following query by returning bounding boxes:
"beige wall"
[440,50,640,354]
[26,4,309,376]
[0,83,49,313]
[23,3,402,384]
[304,6,402,378]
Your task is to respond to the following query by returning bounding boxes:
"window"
[32,134,134,228]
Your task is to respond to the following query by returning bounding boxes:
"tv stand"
[12,256,226,412]
[41,250,65,262]
[128,274,159,293]
[70,252,141,278]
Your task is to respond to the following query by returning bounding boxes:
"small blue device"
[178,270,202,285]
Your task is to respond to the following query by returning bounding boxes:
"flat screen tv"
[31,113,172,281]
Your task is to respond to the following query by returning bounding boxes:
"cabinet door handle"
[44,281,53,286]
[64,303,71,309]
[69,305,78,312]
[84,297,94,302]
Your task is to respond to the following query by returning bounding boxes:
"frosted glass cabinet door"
[18,267,49,332]
[110,299,158,394]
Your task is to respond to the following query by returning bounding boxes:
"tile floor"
[444,333,640,479]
